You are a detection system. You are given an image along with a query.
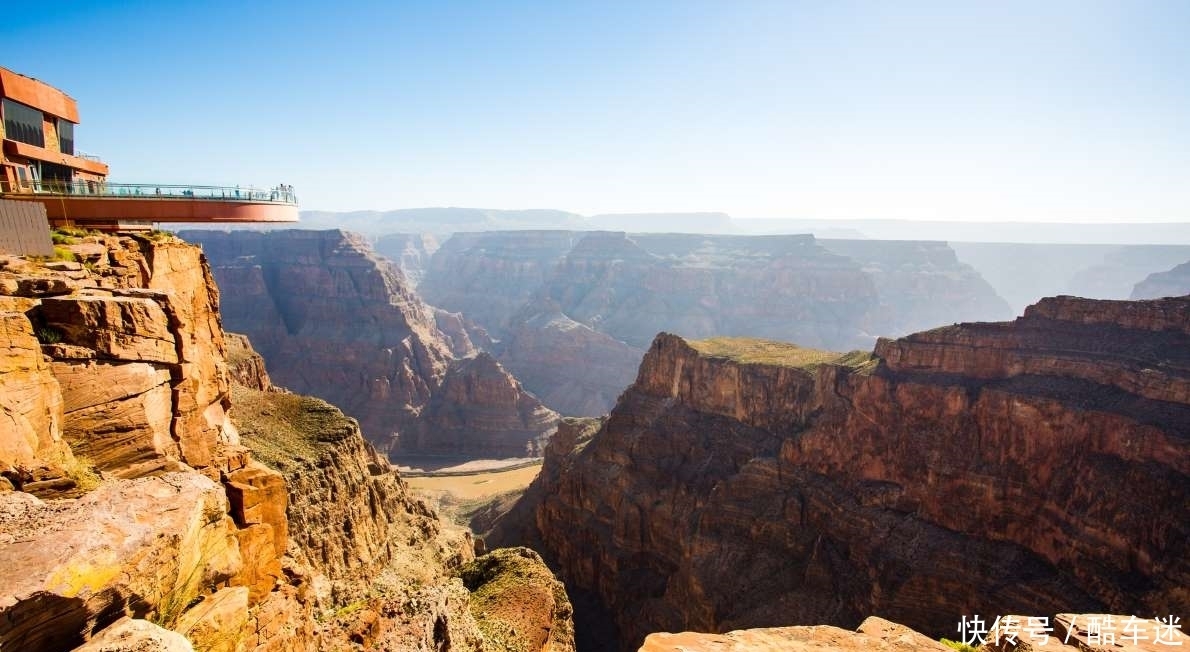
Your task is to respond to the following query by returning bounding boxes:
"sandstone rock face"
[224,333,272,391]
[421,231,1010,416]
[0,474,241,652]
[71,617,195,652]
[231,385,474,607]
[638,616,950,652]
[980,613,1190,652]
[1,236,239,483]
[183,229,557,457]
[493,296,1189,650]
[0,296,68,476]
[2,236,575,651]
[1131,260,1190,299]
[0,237,295,650]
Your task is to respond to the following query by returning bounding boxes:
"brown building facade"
[0,66,296,230]
[0,67,110,194]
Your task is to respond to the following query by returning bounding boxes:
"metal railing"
[0,180,297,204]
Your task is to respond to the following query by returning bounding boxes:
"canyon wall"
[1131,261,1190,300]
[490,296,1189,650]
[182,229,557,457]
[818,238,1012,335]
[422,230,1011,416]
[0,234,573,651]
[0,234,301,652]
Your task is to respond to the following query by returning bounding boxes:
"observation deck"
[0,181,299,230]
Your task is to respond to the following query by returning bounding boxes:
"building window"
[2,98,45,148]
[58,120,74,155]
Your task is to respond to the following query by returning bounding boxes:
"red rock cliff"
[493,296,1189,650]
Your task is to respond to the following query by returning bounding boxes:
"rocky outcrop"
[1,234,574,651]
[0,474,240,652]
[0,235,300,651]
[71,617,195,652]
[1131,261,1190,299]
[458,547,575,652]
[225,332,272,391]
[0,295,69,481]
[229,384,481,643]
[183,229,557,457]
[639,616,949,652]
[492,296,1189,650]
[232,383,575,651]
[0,236,240,482]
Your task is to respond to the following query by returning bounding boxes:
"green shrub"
[35,326,63,344]
[941,639,980,652]
[51,246,76,262]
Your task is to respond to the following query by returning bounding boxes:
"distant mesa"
[1131,259,1190,299]
[420,229,1011,416]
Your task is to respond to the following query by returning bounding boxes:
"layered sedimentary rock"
[183,229,556,456]
[539,232,876,350]
[0,235,297,651]
[230,384,481,646]
[499,302,641,417]
[1131,261,1190,299]
[0,236,239,484]
[819,238,1012,334]
[406,352,558,456]
[224,332,272,391]
[232,383,575,652]
[641,613,1190,652]
[492,296,1190,650]
[1,235,574,651]
[420,230,585,337]
[422,231,1011,416]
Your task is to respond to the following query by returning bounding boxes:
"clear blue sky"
[3,0,1188,221]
